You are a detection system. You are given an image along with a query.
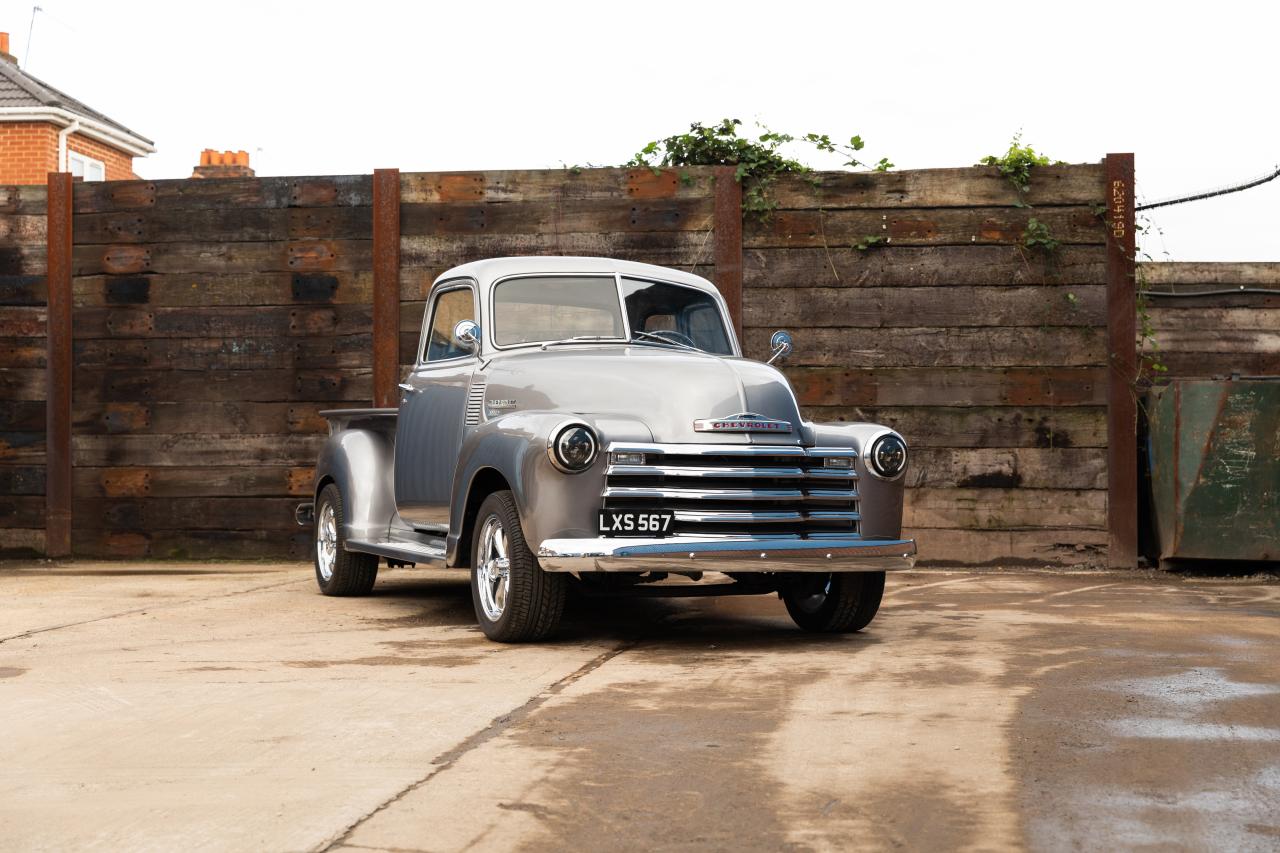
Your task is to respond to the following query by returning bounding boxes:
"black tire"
[470,490,566,642]
[782,571,885,633]
[313,483,379,596]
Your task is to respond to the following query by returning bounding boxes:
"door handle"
[398,382,418,394]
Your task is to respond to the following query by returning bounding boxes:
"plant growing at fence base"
[1021,217,1060,254]
[627,119,892,218]
[854,235,889,251]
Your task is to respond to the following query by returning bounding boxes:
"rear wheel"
[314,483,379,596]
[470,490,566,642]
[782,571,884,632]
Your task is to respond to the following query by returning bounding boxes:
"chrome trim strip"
[607,464,808,479]
[674,510,804,523]
[603,486,805,501]
[536,536,916,573]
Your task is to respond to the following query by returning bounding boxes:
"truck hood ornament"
[693,412,793,433]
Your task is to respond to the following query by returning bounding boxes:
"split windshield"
[491,275,733,355]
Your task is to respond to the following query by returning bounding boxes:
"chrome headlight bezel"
[863,429,908,481]
[547,422,598,474]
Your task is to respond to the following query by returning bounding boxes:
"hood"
[481,345,807,445]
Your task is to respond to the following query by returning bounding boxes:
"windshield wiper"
[630,330,704,353]
[539,335,623,350]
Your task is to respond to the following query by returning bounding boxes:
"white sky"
[3,0,1276,260]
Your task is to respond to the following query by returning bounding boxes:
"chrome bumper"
[536,536,916,573]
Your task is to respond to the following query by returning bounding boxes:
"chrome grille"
[465,381,486,426]
[602,443,859,538]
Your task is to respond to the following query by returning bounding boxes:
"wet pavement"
[1,563,1277,852]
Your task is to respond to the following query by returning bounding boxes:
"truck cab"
[301,256,915,642]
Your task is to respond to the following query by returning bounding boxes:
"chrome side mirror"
[767,329,794,365]
[453,319,481,353]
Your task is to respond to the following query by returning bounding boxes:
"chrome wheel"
[316,502,337,582]
[476,515,511,621]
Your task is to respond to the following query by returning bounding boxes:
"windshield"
[491,274,733,354]
[621,278,733,355]
[492,276,625,346]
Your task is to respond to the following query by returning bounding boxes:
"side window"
[423,287,476,362]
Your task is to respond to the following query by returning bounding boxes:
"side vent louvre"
[465,381,486,426]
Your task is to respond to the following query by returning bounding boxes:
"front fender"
[446,412,651,565]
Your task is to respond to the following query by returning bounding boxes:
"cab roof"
[434,256,719,294]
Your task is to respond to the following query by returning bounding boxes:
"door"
[394,282,479,528]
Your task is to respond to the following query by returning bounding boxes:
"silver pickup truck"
[299,256,915,642]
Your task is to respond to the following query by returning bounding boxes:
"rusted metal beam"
[45,172,74,558]
[713,166,744,344]
[1104,153,1138,568]
[371,169,401,408]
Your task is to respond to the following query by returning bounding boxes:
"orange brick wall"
[0,121,137,184]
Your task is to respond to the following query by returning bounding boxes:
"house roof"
[0,60,153,146]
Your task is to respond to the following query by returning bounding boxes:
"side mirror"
[453,319,481,353]
[767,329,794,365]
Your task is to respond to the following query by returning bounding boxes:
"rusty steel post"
[372,169,401,408]
[713,166,744,345]
[1104,153,1138,568]
[45,172,74,558]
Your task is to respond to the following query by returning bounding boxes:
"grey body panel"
[307,256,914,573]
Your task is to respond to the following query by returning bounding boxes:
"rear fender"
[315,427,397,542]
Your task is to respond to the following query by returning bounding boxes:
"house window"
[68,152,106,182]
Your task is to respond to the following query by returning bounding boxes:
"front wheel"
[470,490,566,642]
[782,571,885,632]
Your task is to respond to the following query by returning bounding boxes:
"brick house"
[0,31,153,184]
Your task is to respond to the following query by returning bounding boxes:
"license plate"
[598,509,675,537]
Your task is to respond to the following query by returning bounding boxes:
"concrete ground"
[1,563,1277,853]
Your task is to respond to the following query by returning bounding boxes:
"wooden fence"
[1,161,1142,566]
[1141,262,1280,378]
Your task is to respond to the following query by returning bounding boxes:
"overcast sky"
[3,0,1276,260]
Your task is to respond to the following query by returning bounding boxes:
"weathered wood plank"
[907,527,1107,567]
[74,335,373,370]
[903,487,1106,530]
[72,240,372,276]
[0,431,45,462]
[0,215,46,243]
[71,434,326,466]
[400,197,714,237]
[73,305,372,339]
[0,274,46,305]
[801,406,1108,448]
[0,245,46,276]
[71,528,308,560]
[72,369,370,403]
[74,497,306,531]
[744,245,1107,287]
[400,232,716,271]
[0,495,45,527]
[73,272,373,307]
[0,306,44,336]
[1140,261,1280,286]
[905,448,1106,490]
[1158,352,1280,377]
[1148,307,1280,332]
[0,337,46,368]
[74,207,373,245]
[0,401,44,431]
[73,402,329,435]
[744,286,1106,328]
[74,466,311,498]
[400,168,717,204]
[72,175,373,213]
[746,327,1106,368]
[0,184,48,215]
[769,165,1106,210]
[0,527,44,557]
[784,367,1106,407]
[0,368,45,400]
[0,465,45,494]
[744,207,1105,249]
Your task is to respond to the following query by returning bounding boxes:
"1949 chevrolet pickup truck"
[298,256,915,642]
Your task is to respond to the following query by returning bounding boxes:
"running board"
[345,537,447,568]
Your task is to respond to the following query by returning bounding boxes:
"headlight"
[549,423,597,473]
[867,433,908,480]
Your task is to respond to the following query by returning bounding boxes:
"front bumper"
[536,536,916,573]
